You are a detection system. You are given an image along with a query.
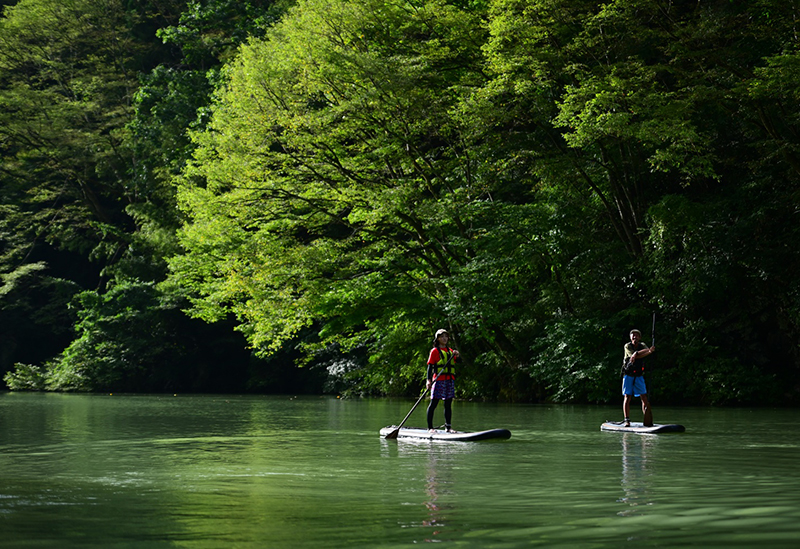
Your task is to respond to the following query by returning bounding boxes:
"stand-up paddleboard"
[379,426,511,441]
[601,421,685,434]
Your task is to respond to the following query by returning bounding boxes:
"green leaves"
[164,0,800,402]
[4,0,800,402]
[0,0,145,377]
[170,0,556,394]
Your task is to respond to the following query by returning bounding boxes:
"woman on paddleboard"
[426,329,460,433]
[622,329,655,427]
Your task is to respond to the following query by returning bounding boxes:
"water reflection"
[421,445,455,541]
[380,438,480,543]
[5,395,800,547]
[617,433,658,517]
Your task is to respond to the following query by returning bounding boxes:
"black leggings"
[426,398,452,429]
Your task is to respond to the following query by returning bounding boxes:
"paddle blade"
[643,407,654,427]
[384,427,400,439]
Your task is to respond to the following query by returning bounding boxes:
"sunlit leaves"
[171,0,510,392]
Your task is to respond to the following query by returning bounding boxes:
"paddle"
[384,352,454,440]
[651,312,656,347]
[384,387,429,439]
[643,312,655,427]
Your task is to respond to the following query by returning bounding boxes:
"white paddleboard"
[601,421,685,434]
[380,426,511,441]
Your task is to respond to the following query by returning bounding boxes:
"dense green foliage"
[2,0,800,403]
[1,0,313,393]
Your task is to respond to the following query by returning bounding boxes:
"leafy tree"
[169,0,800,402]
[170,0,550,395]
[477,0,800,402]
[1,0,307,392]
[4,0,800,403]
[0,0,151,377]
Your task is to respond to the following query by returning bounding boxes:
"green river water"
[1,393,798,547]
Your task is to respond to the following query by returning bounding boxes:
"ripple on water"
[2,397,800,547]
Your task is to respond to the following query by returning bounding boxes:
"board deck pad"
[601,421,685,434]
[380,427,512,441]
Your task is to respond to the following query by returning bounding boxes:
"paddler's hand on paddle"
[629,346,655,363]
[426,379,432,390]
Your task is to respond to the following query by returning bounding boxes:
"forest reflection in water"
[1,394,799,547]
[617,433,657,517]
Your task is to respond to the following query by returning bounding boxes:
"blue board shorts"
[622,375,647,397]
[431,378,455,400]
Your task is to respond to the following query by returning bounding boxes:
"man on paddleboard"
[622,329,655,427]
[426,329,460,433]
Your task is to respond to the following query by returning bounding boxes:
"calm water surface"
[1,393,798,547]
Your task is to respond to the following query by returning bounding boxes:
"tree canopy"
[2,0,800,404]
